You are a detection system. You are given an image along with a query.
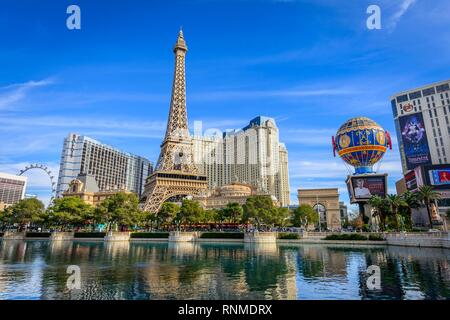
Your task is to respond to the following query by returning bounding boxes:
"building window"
[397,94,408,103]
[423,87,436,96]
[436,83,450,93]
[409,91,422,100]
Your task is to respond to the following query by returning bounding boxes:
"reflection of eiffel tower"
[141,30,208,213]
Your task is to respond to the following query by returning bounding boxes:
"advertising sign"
[347,174,388,203]
[429,169,450,186]
[404,170,418,191]
[399,113,432,170]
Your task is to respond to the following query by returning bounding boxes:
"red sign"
[402,104,413,112]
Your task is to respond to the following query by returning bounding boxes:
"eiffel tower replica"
[142,30,208,213]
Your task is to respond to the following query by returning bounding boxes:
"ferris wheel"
[18,164,57,201]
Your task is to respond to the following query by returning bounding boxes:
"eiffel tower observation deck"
[141,30,208,213]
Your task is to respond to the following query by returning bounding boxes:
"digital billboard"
[399,113,432,170]
[348,174,387,202]
[429,169,450,186]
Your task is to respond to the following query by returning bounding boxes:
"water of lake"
[0,240,448,300]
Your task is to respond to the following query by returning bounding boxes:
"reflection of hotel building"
[192,116,290,207]
[0,172,27,210]
[391,80,450,215]
[56,133,153,198]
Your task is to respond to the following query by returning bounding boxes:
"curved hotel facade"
[193,116,290,207]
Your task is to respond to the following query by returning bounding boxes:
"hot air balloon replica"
[332,117,392,223]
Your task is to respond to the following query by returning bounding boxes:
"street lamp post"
[316,195,321,232]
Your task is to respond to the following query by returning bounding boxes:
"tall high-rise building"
[192,116,290,207]
[0,172,27,210]
[391,80,450,216]
[56,133,153,198]
[391,80,450,173]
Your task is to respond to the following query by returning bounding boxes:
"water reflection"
[0,241,448,300]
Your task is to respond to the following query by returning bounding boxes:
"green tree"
[177,199,204,228]
[242,195,278,230]
[0,208,12,230]
[291,204,319,228]
[387,194,406,231]
[95,192,143,231]
[401,191,421,229]
[157,202,180,228]
[46,197,94,230]
[417,186,441,229]
[143,211,157,231]
[5,198,45,231]
[271,207,291,227]
[223,202,244,224]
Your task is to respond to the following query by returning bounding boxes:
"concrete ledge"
[169,231,197,242]
[2,232,26,240]
[244,232,277,243]
[104,232,130,242]
[385,232,450,249]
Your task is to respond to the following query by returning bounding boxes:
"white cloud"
[389,0,417,30]
[0,79,54,109]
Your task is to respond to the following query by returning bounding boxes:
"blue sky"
[1,0,449,210]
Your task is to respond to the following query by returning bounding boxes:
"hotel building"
[0,172,27,210]
[391,80,450,216]
[391,80,450,172]
[192,116,290,207]
[56,133,153,198]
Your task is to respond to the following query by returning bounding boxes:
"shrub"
[368,234,384,241]
[278,232,300,240]
[26,232,51,238]
[74,232,106,238]
[200,232,244,239]
[131,232,169,239]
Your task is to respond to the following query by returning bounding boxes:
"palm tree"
[401,191,420,229]
[417,186,441,229]
[387,194,406,231]
[369,195,390,231]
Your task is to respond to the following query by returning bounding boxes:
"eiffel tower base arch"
[141,171,208,213]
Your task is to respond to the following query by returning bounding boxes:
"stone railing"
[244,232,277,243]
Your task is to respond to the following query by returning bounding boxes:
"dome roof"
[219,183,253,196]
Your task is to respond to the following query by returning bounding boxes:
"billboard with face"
[399,113,432,170]
[350,176,387,201]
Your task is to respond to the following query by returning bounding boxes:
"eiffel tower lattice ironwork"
[141,30,208,213]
